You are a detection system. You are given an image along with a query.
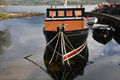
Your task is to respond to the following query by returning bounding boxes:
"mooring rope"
[24,31,61,80]
[63,42,87,61]
[52,71,59,80]
[60,31,74,80]
[24,57,55,79]
[62,31,77,79]
[62,31,73,80]
[61,31,66,80]
[24,31,60,58]
[63,71,70,80]
[61,31,65,65]
[62,32,71,66]
[24,28,88,80]
[49,32,61,64]
[24,57,47,72]
[63,33,74,50]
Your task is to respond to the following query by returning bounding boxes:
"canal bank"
[0,12,44,39]
[7,12,44,18]
[0,12,9,20]
[0,12,44,20]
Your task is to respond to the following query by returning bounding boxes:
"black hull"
[113,29,120,44]
[43,28,89,62]
[44,45,89,80]
[92,31,112,44]
[92,27,114,44]
[44,28,89,48]
[43,28,89,80]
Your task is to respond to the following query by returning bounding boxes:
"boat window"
[47,8,84,18]
[66,10,73,16]
[49,11,56,17]
[58,10,64,16]
[75,10,82,16]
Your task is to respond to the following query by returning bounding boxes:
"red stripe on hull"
[63,43,86,61]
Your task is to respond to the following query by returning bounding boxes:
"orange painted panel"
[66,10,73,16]
[58,10,64,16]
[49,11,56,17]
[45,20,85,31]
[75,10,82,16]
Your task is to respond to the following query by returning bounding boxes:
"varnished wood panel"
[75,10,82,16]
[45,20,85,31]
[66,10,73,16]
[58,10,64,16]
[49,11,56,17]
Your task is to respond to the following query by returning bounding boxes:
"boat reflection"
[44,45,89,80]
[92,25,115,44]
[113,29,120,45]
[0,28,12,55]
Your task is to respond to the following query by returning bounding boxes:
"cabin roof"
[47,8,85,10]
[45,17,84,21]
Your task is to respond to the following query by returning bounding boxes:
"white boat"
[86,17,98,25]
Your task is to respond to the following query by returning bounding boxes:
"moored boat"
[86,17,98,25]
[43,0,89,80]
[92,25,115,44]
[43,6,89,60]
[113,29,120,44]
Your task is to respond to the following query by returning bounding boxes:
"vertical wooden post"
[64,0,67,8]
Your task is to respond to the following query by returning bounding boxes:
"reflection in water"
[25,23,120,80]
[113,29,120,45]
[0,28,12,55]
[0,15,120,80]
[44,45,89,80]
[92,25,115,44]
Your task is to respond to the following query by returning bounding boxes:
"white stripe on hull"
[63,43,86,61]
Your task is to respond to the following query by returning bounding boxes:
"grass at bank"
[0,12,9,20]
[0,12,44,20]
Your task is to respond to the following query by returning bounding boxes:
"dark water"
[0,15,120,80]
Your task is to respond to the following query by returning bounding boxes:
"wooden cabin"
[45,8,86,31]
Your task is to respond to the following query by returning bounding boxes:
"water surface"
[0,5,120,80]
[2,5,97,13]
